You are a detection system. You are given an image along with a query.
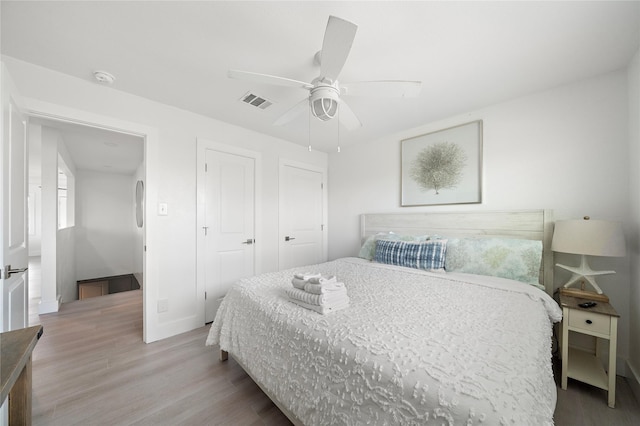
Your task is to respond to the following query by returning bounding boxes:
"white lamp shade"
[552,219,626,257]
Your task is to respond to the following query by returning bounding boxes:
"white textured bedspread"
[206,257,562,425]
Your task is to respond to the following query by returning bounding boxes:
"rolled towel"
[307,275,337,285]
[291,272,322,289]
[289,298,349,315]
[304,281,345,294]
[294,272,322,281]
[291,277,307,289]
[286,287,348,306]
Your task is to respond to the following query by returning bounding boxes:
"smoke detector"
[93,70,115,85]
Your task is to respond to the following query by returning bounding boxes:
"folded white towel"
[294,272,322,281]
[291,277,307,289]
[307,275,337,285]
[304,281,345,294]
[289,298,350,315]
[285,287,348,306]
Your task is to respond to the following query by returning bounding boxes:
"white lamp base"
[556,254,613,301]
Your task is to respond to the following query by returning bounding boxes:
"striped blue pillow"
[374,239,447,271]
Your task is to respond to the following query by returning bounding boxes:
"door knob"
[285,236,296,241]
[3,265,28,279]
[241,239,254,245]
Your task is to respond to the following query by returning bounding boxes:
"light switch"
[158,202,168,216]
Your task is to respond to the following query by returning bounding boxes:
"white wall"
[28,123,42,256]
[28,182,42,256]
[627,49,640,398]
[329,69,632,373]
[37,126,78,310]
[75,169,136,281]
[2,56,328,342]
[54,128,77,302]
[38,126,58,313]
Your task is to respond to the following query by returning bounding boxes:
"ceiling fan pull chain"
[337,108,341,153]
[308,108,312,152]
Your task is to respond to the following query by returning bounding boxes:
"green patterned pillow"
[444,237,543,287]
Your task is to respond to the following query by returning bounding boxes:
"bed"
[206,210,562,425]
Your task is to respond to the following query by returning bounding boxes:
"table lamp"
[551,216,625,302]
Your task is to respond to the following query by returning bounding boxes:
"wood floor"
[30,290,291,425]
[29,290,639,426]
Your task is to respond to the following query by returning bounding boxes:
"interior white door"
[279,164,324,270]
[1,64,29,332]
[204,149,255,322]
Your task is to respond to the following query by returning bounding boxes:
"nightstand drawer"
[569,310,611,335]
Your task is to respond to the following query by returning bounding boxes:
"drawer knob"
[586,319,593,325]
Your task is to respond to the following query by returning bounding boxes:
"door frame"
[21,98,158,343]
[196,138,262,324]
[278,159,328,270]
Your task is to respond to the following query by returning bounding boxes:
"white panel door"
[1,64,28,333]
[279,164,324,270]
[204,149,255,322]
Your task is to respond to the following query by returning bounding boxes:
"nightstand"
[558,293,619,408]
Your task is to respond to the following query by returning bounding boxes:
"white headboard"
[360,209,554,296]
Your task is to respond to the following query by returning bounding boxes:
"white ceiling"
[29,117,144,178]
[2,1,639,152]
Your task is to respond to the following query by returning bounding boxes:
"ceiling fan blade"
[338,100,362,130]
[319,16,358,81]
[274,98,309,126]
[341,81,422,98]
[228,69,313,90]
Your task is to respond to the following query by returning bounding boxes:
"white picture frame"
[401,120,483,206]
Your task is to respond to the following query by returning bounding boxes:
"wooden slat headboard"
[360,210,554,296]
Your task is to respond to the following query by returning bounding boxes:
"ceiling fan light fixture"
[310,86,339,121]
[311,98,338,121]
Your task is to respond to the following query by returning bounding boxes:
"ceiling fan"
[229,15,422,130]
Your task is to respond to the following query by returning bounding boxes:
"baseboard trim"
[38,295,61,314]
[627,360,640,404]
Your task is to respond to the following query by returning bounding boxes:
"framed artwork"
[401,120,482,206]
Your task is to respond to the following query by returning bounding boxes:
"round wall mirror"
[135,180,144,228]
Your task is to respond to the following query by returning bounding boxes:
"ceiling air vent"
[240,92,273,110]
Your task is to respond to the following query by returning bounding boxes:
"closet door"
[279,162,325,270]
[203,149,255,323]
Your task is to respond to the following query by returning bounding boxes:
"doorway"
[27,115,147,337]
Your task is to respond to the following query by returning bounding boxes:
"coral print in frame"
[401,120,482,206]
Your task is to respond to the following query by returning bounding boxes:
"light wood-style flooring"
[29,290,639,425]
[30,290,290,425]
